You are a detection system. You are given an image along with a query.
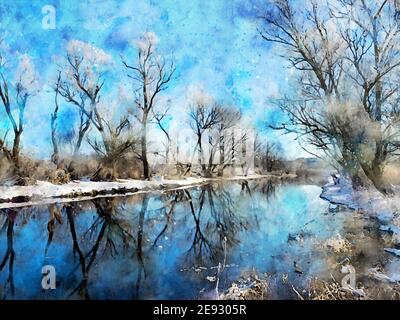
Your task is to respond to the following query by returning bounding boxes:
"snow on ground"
[320,177,400,283]
[320,177,400,239]
[0,174,277,209]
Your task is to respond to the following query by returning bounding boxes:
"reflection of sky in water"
[0,181,345,300]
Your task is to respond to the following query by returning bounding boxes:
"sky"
[0,0,308,160]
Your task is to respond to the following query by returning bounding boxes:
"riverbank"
[217,178,400,301]
[0,173,296,209]
[320,179,400,239]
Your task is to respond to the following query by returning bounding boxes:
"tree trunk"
[267,160,273,172]
[218,134,225,177]
[230,132,236,176]
[348,171,369,190]
[360,161,392,195]
[165,138,171,165]
[111,159,118,181]
[340,148,367,190]
[12,130,22,166]
[141,121,150,180]
[74,134,84,156]
[51,115,59,165]
[74,126,89,155]
[197,134,206,175]
[51,85,60,165]
[91,99,109,155]
[74,118,91,155]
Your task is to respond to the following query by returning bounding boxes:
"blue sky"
[0,0,306,159]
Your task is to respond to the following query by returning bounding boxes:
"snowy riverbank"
[320,179,400,242]
[0,174,291,209]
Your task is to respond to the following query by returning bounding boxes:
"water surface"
[0,179,390,299]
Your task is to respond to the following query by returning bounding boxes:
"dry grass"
[322,234,353,253]
[220,274,365,300]
[0,154,143,185]
[50,169,71,184]
[219,273,400,300]
[220,273,270,300]
[306,277,366,300]
[220,272,400,300]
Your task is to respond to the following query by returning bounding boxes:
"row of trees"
[49,35,173,180]
[0,33,279,181]
[261,0,400,193]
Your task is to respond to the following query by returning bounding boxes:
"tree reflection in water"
[240,180,252,196]
[45,204,63,256]
[151,192,181,249]
[135,194,149,296]
[0,209,16,297]
[65,198,134,299]
[255,179,276,201]
[183,184,252,265]
[0,180,282,299]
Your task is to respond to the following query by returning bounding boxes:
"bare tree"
[215,106,242,176]
[205,106,247,177]
[0,54,37,167]
[57,41,140,180]
[56,77,91,155]
[333,0,400,193]
[152,104,171,163]
[88,109,137,180]
[189,100,222,176]
[188,100,245,177]
[260,0,400,193]
[122,32,175,180]
[256,141,283,173]
[51,72,61,165]
[56,40,111,156]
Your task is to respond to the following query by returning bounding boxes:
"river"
[0,179,395,299]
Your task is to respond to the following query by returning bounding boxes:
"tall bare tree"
[56,40,111,156]
[0,54,37,167]
[189,100,221,175]
[215,106,242,176]
[260,0,400,193]
[122,32,175,180]
[56,75,92,155]
[256,141,283,173]
[200,105,245,177]
[51,72,61,165]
